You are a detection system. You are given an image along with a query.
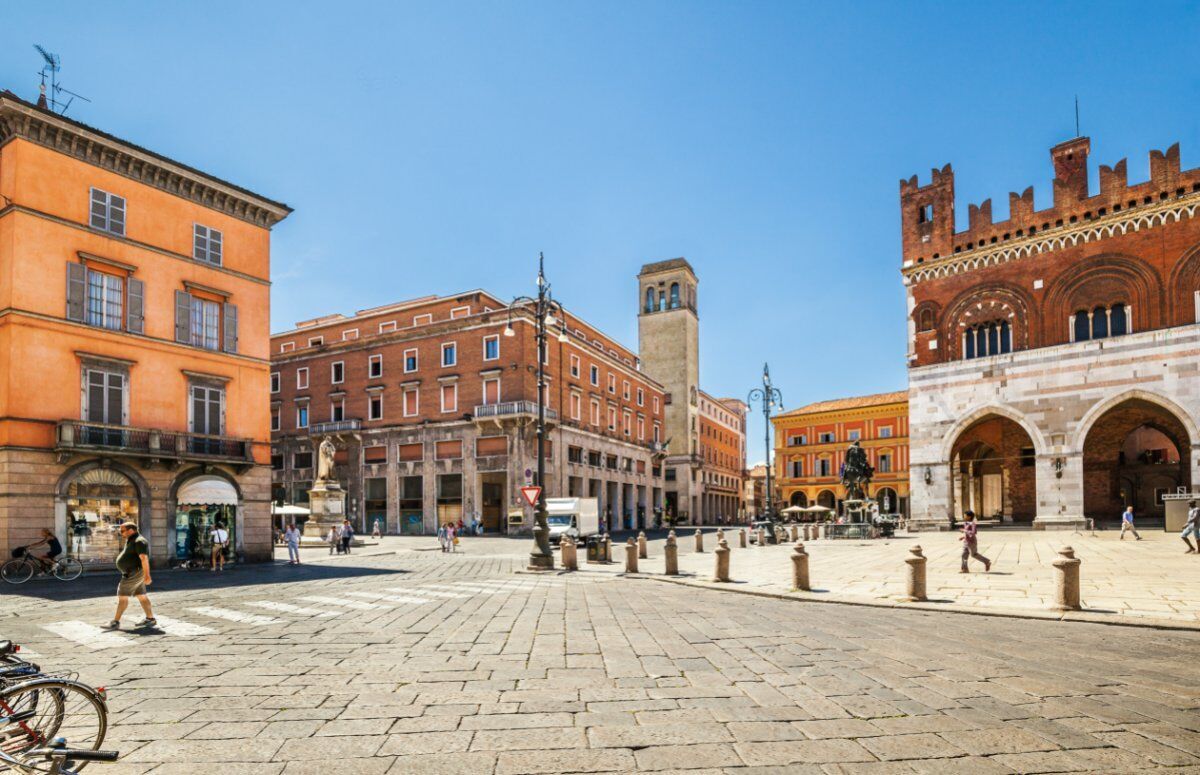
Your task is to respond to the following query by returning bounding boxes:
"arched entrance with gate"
[1080,397,1192,525]
[949,414,1037,523]
[875,487,898,515]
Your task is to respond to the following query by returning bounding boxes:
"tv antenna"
[34,44,91,115]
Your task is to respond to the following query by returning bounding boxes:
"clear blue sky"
[4,1,1198,462]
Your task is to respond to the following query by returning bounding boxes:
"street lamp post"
[747,363,783,544]
[504,253,568,570]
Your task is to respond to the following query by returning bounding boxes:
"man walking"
[210,521,230,570]
[284,522,302,565]
[1183,500,1200,554]
[1119,506,1142,540]
[341,519,354,554]
[106,522,155,630]
[959,510,991,573]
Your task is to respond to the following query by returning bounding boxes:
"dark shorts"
[117,571,146,597]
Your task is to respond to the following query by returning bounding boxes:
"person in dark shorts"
[25,529,63,572]
[106,522,155,629]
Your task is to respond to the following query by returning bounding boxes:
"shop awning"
[177,476,238,506]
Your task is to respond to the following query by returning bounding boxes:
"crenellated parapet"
[899,138,1200,271]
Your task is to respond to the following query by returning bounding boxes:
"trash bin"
[586,537,603,563]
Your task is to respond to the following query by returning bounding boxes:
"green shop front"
[173,475,240,565]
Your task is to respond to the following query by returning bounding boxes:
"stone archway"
[875,487,898,515]
[816,490,836,510]
[789,491,808,507]
[1080,398,1192,525]
[949,414,1038,523]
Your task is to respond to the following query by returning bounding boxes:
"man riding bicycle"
[23,529,64,572]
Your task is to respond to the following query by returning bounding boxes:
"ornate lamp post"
[747,363,784,544]
[503,253,568,570]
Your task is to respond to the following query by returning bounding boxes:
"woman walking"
[284,522,301,565]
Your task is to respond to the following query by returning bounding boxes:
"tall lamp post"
[503,253,568,570]
[747,363,783,544]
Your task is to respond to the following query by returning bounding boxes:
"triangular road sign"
[520,486,542,508]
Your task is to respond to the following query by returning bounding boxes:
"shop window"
[365,477,388,535]
[66,467,139,565]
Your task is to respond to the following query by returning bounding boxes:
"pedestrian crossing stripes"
[151,616,216,637]
[298,595,388,610]
[406,589,470,599]
[247,601,340,617]
[43,621,135,650]
[187,607,283,626]
[348,591,432,604]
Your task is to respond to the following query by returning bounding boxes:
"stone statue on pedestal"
[315,436,339,489]
[841,440,874,501]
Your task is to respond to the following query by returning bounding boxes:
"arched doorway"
[1082,399,1191,525]
[950,414,1037,523]
[816,490,836,510]
[173,472,241,565]
[60,465,143,565]
[789,491,808,508]
[875,487,898,515]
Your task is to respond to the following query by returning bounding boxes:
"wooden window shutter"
[174,290,192,343]
[223,303,239,353]
[126,277,145,334]
[66,262,87,322]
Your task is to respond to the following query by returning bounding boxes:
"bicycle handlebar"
[27,748,119,763]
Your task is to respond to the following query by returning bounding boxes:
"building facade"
[744,462,767,517]
[636,259,746,524]
[0,90,291,567]
[903,137,1200,529]
[270,292,667,535]
[773,391,909,516]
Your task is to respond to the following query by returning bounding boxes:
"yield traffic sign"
[520,486,542,508]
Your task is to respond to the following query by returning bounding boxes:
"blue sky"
[3,1,1198,461]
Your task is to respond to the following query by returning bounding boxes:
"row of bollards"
[564,529,1084,614]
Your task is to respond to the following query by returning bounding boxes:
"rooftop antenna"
[33,44,90,115]
[1074,94,1080,138]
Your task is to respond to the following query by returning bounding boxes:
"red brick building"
[698,394,747,522]
[903,137,1200,528]
[270,291,667,534]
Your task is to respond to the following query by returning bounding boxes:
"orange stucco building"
[0,90,290,567]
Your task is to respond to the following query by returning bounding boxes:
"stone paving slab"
[1,551,1198,772]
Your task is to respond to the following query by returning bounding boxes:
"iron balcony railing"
[56,421,253,464]
[310,419,362,435]
[474,401,558,421]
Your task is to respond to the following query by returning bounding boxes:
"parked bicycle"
[1,550,83,585]
[0,642,112,772]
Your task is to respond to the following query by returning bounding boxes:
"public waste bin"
[586,537,603,562]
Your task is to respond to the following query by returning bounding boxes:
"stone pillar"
[756,527,765,546]
[789,525,798,541]
[902,545,926,602]
[561,536,578,571]
[714,538,730,582]
[739,528,747,548]
[637,530,648,559]
[694,529,704,552]
[715,527,724,545]
[624,537,638,574]
[664,530,678,575]
[791,541,810,591]
[1033,453,1087,530]
[1051,545,1081,611]
[603,533,612,563]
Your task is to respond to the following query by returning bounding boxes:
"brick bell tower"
[637,258,701,522]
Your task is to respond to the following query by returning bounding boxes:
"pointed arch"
[939,404,1048,461]
[1071,389,1200,454]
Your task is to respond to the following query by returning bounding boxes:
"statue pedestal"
[300,485,360,546]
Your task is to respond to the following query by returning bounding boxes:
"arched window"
[669,283,680,309]
[917,308,935,331]
[964,321,1013,360]
[1111,303,1128,335]
[644,287,656,313]
[1074,311,1090,342]
[1074,304,1130,342]
[1091,305,1108,339]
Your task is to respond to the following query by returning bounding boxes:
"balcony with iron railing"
[309,419,362,435]
[56,421,255,470]
[473,401,558,422]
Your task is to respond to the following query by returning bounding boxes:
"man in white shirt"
[1183,500,1200,554]
[210,522,230,571]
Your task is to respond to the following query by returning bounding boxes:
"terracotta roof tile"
[777,390,908,418]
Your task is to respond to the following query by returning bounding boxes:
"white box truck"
[545,497,600,544]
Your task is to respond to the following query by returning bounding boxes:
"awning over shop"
[177,476,238,506]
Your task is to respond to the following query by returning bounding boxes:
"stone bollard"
[756,528,765,546]
[818,523,826,540]
[665,530,679,575]
[714,538,731,582]
[790,525,798,542]
[695,529,704,553]
[1051,545,1082,611]
[716,528,725,545]
[638,531,648,559]
[791,541,810,591]
[603,534,612,563]
[902,545,926,602]
[624,538,639,574]
[739,528,747,548]
[560,537,576,571]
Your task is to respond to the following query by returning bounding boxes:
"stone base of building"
[1032,514,1089,531]
[906,518,952,532]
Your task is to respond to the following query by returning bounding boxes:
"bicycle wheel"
[52,559,83,582]
[0,679,106,771]
[0,559,33,585]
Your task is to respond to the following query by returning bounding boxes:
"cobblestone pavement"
[2,550,1200,773]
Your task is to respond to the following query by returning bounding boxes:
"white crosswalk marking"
[298,595,388,610]
[43,621,135,650]
[410,589,471,599]
[152,616,215,637]
[247,601,339,617]
[349,591,432,604]
[187,607,282,626]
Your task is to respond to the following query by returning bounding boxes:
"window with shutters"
[193,224,223,265]
[482,377,500,405]
[483,335,500,361]
[637,416,645,440]
[190,297,220,350]
[82,367,127,444]
[590,400,600,426]
[403,387,419,417]
[89,188,125,235]
[569,391,581,420]
[368,393,383,421]
[330,398,345,422]
[190,383,225,453]
[270,407,280,432]
[589,365,599,386]
[174,290,237,353]
[296,405,309,428]
[270,372,280,393]
[296,368,309,389]
[637,387,644,407]
[608,406,617,432]
[570,354,580,378]
[86,269,123,331]
[67,263,144,334]
[441,342,457,367]
[441,383,458,413]
[403,349,418,372]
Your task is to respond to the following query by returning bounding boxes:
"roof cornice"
[0,91,292,228]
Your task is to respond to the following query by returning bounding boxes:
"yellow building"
[771,390,909,516]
